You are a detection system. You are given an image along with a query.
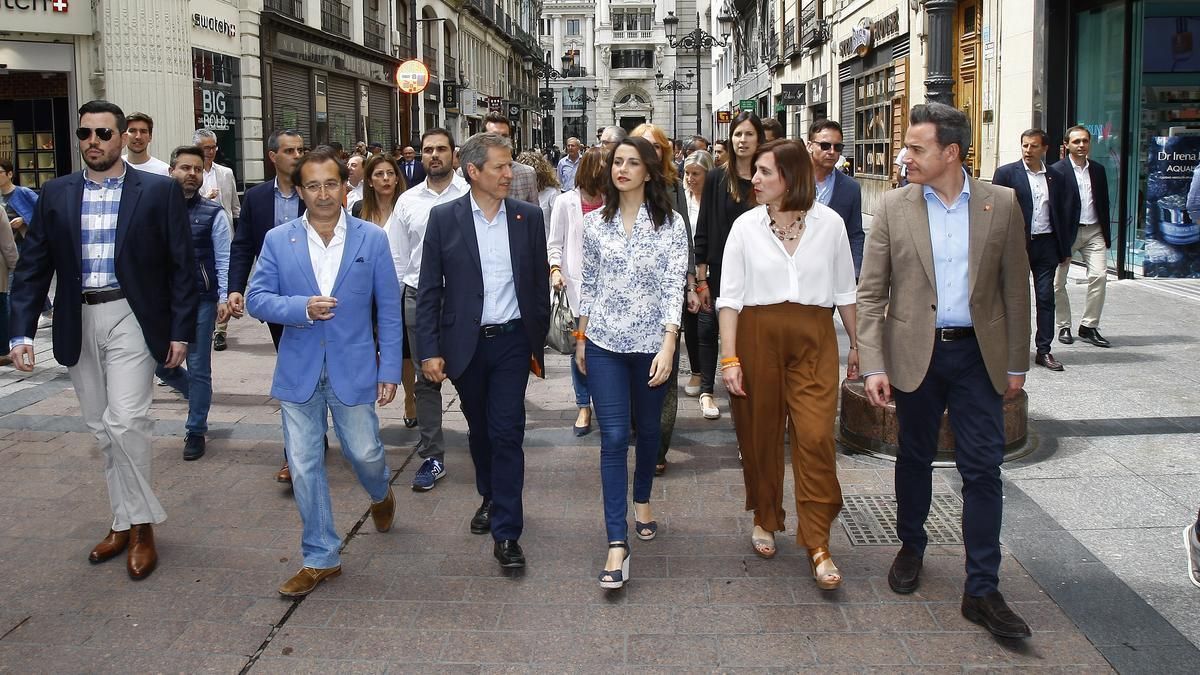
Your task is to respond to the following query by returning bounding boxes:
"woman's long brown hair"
[359,154,406,225]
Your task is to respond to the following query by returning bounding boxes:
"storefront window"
[852,65,894,177]
[193,48,242,184]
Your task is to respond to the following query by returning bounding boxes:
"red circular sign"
[396,60,429,94]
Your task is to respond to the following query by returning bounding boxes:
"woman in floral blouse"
[575,137,689,589]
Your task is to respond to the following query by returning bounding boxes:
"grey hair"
[600,126,627,143]
[459,132,512,185]
[267,129,304,153]
[192,128,218,144]
[683,149,714,173]
[566,136,581,146]
[909,103,972,159]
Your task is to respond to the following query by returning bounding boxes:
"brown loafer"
[88,528,130,564]
[275,463,291,483]
[370,487,396,533]
[126,524,158,580]
[1035,352,1064,371]
[278,565,342,597]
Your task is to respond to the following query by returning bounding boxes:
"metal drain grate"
[840,494,963,546]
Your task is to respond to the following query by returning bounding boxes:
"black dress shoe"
[213,333,227,352]
[962,591,1032,638]
[183,433,206,461]
[1077,325,1111,348]
[403,417,418,428]
[1035,352,1064,371]
[470,499,492,535]
[1058,327,1074,345]
[494,539,526,568]
[888,547,923,594]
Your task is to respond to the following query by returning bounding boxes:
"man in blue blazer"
[399,145,426,187]
[808,120,865,276]
[9,100,197,581]
[247,149,404,597]
[415,132,551,569]
[227,130,306,482]
[993,129,1070,371]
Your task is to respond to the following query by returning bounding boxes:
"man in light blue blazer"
[247,148,404,598]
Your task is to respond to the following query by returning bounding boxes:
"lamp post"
[523,51,568,148]
[663,10,733,140]
[566,85,599,142]
[655,70,694,140]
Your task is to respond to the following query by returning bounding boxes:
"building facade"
[455,0,542,150]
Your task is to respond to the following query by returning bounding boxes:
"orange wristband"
[719,356,740,366]
[572,330,586,340]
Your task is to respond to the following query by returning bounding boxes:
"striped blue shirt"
[81,170,125,289]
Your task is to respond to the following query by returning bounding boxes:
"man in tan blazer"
[857,103,1032,639]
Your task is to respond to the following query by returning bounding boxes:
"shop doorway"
[0,73,72,188]
[954,0,982,176]
[619,116,646,132]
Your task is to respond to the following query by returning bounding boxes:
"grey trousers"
[68,298,164,530]
[404,284,444,461]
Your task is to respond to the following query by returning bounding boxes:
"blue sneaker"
[411,457,446,492]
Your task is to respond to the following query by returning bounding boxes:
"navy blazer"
[415,194,551,381]
[1048,157,1111,248]
[826,170,866,276]
[229,179,306,295]
[400,160,426,188]
[9,165,197,366]
[992,160,1072,260]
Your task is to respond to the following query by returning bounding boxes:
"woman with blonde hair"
[517,150,561,234]
[548,147,608,436]
[718,139,858,589]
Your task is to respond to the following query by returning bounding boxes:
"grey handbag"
[546,287,577,355]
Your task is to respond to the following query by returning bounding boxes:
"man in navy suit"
[807,120,865,276]
[993,129,1071,371]
[8,100,197,581]
[400,145,426,187]
[1049,125,1112,348]
[247,148,403,597]
[227,130,306,482]
[415,132,550,569]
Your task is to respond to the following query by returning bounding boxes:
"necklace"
[768,209,806,241]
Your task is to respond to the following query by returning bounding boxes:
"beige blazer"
[0,210,18,293]
[856,177,1031,395]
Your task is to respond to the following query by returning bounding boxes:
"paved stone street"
[0,273,1195,672]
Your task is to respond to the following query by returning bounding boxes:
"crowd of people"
[2,95,1154,641]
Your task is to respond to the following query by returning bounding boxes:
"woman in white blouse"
[717,139,859,590]
[575,137,689,589]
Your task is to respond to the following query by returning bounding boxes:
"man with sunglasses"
[808,120,865,277]
[9,100,197,581]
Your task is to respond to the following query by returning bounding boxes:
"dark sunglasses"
[813,141,845,153]
[76,127,116,142]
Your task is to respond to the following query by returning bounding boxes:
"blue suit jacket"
[246,215,403,406]
[827,170,865,276]
[992,160,1072,260]
[229,180,305,295]
[415,194,550,381]
[1048,157,1111,248]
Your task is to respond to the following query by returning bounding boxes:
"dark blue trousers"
[451,325,531,542]
[1028,235,1059,355]
[892,336,1005,597]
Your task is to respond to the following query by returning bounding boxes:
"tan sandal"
[809,547,842,590]
[751,532,776,559]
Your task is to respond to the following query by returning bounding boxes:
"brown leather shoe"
[275,463,291,483]
[126,524,158,580]
[278,566,341,597]
[88,529,130,564]
[1035,352,1065,371]
[370,487,396,533]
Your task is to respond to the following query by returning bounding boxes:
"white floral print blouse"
[578,203,689,354]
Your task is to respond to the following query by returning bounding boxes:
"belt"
[935,326,975,342]
[82,288,126,305]
[1030,233,1056,240]
[480,318,521,338]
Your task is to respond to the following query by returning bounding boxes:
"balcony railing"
[363,16,386,52]
[800,2,829,49]
[321,0,350,38]
[264,0,303,20]
[484,0,495,23]
[784,19,797,56]
[394,30,414,58]
[612,30,654,40]
[444,54,457,81]
[423,45,439,71]
[563,65,588,78]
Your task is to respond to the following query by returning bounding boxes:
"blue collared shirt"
[924,172,972,328]
[81,168,126,290]
[815,171,836,206]
[470,194,521,325]
[557,155,580,192]
[273,179,300,229]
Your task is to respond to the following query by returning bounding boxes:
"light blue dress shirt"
[815,171,836,206]
[211,209,232,303]
[273,179,300,229]
[470,194,521,325]
[923,171,972,328]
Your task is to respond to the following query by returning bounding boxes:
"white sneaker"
[699,394,720,420]
[1185,522,1200,589]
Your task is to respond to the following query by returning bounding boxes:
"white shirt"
[123,155,170,176]
[346,181,364,211]
[716,203,857,312]
[1071,158,1098,224]
[1023,161,1053,235]
[303,211,347,296]
[385,174,469,288]
[685,190,701,244]
[470,194,521,325]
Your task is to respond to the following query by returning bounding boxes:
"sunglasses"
[76,127,116,142]
[813,141,845,153]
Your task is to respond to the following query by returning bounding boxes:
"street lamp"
[566,85,600,143]
[663,10,733,139]
[523,51,568,147]
[655,70,694,139]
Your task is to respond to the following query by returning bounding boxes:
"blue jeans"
[585,340,667,542]
[280,367,391,569]
[571,354,590,408]
[155,300,217,435]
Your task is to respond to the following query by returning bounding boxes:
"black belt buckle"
[82,288,125,305]
[481,324,502,338]
[936,327,974,342]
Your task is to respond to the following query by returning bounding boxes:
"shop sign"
[716,110,732,123]
[192,13,236,38]
[443,82,459,109]
[838,9,901,59]
[808,75,828,106]
[738,99,757,112]
[779,84,805,106]
[1142,135,1200,277]
[0,0,93,35]
[507,102,520,120]
[396,60,429,94]
[196,85,238,131]
[488,97,503,112]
